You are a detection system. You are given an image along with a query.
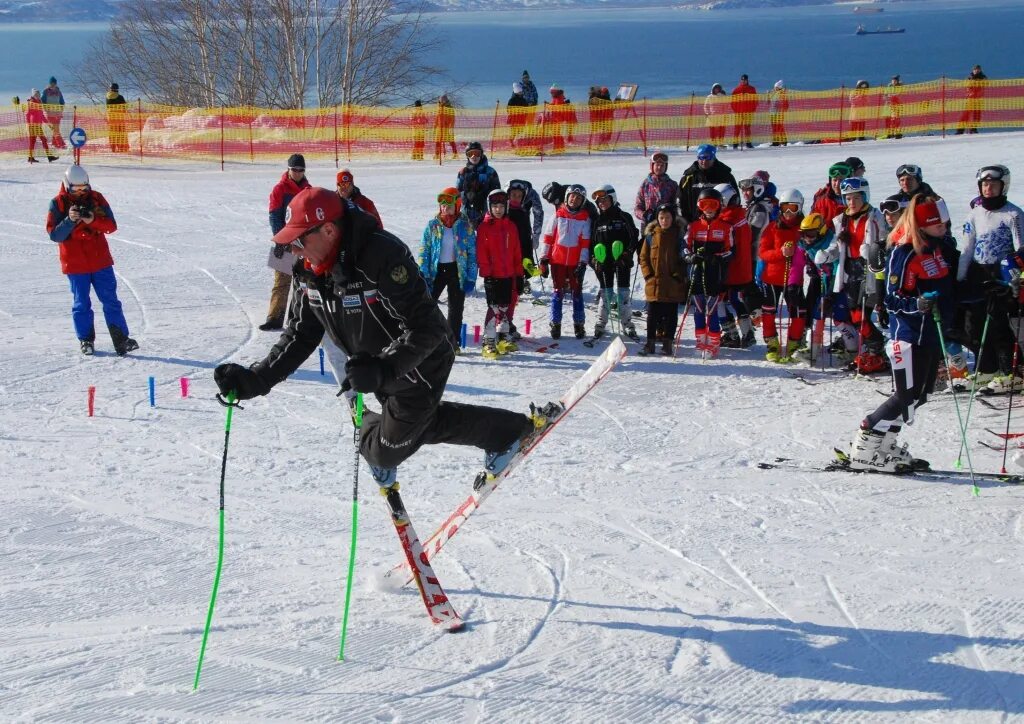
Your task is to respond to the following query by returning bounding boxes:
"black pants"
[865,340,939,431]
[647,301,678,342]
[360,361,531,470]
[432,262,465,345]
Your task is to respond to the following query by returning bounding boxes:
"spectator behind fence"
[731,74,757,149]
[435,94,457,161]
[545,84,577,155]
[507,82,530,151]
[704,83,728,147]
[957,64,988,135]
[25,89,57,163]
[849,80,871,142]
[106,82,128,153]
[263,153,310,331]
[885,75,903,139]
[411,100,427,161]
[41,76,65,149]
[520,70,538,106]
[769,80,789,147]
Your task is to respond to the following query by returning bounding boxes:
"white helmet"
[778,188,805,211]
[977,165,1011,196]
[512,81,523,94]
[65,164,89,188]
[592,183,617,206]
[714,183,737,207]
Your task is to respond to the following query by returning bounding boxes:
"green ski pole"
[193,390,239,691]
[930,300,979,496]
[338,393,364,660]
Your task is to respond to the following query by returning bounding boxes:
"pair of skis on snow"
[758,450,1023,485]
[380,337,628,630]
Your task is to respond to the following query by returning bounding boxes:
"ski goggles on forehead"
[437,192,458,205]
[828,164,852,179]
[488,193,508,205]
[780,202,801,214]
[738,178,758,190]
[879,199,907,214]
[652,153,668,164]
[895,164,921,178]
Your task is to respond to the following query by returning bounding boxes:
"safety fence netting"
[3,77,1024,165]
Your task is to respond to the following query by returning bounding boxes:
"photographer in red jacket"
[45,165,137,356]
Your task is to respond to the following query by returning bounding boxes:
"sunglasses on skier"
[879,199,907,214]
[437,192,459,206]
[290,224,324,251]
[780,202,801,215]
[895,164,921,179]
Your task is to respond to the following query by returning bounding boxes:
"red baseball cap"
[914,200,942,228]
[337,168,354,185]
[272,187,344,245]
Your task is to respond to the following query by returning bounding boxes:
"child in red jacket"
[476,190,522,359]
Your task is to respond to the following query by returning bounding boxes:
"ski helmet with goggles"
[839,177,870,204]
[879,194,908,215]
[65,164,90,190]
[696,144,716,161]
[895,163,923,181]
[650,151,668,172]
[828,162,852,180]
[799,213,827,237]
[697,187,723,215]
[487,189,508,207]
[591,184,617,206]
[508,179,530,193]
[466,140,484,157]
[778,188,805,212]
[977,165,1010,196]
[565,183,587,202]
[713,183,737,207]
[738,177,765,199]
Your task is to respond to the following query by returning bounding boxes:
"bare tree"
[70,0,445,109]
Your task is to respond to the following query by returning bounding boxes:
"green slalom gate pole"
[338,393,364,661]
[193,390,238,691]
[931,304,979,496]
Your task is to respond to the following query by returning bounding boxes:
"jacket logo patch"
[889,274,899,284]
[307,288,323,304]
[364,290,378,304]
[390,265,409,284]
[342,294,361,308]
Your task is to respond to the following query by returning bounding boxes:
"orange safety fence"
[3,77,1024,165]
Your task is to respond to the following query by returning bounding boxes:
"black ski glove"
[273,244,286,259]
[345,352,392,394]
[214,363,270,401]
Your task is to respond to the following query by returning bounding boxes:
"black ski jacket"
[253,204,453,397]
[676,160,738,225]
[591,204,639,268]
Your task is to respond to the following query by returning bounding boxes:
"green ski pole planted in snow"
[193,390,238,691]
[338,393,364,660]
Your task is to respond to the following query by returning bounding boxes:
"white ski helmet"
[977,165,1010,196]
[778,188,805,212]
[512,81,523,94]
[713,183,737,207]
[839,176,870,205]
[592,183,617,206]
[64,164,89,188]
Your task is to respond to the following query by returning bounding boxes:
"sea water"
[0,0,1021,108]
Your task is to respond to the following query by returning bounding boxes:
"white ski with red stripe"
[384,337,627,586]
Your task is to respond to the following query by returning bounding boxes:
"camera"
[72,200,94,218]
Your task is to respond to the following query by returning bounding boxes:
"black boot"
[574,323,586,339]
[549,322,561,340]
[637,339,656,356]
[108,325,139,356]
[80,340,95,356]
[259,317,284,331]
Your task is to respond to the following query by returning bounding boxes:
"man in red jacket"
[265,153,310,330]
[46,165,137,355]
[730,74,758,149]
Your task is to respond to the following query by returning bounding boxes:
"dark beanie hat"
[287,153,306,169]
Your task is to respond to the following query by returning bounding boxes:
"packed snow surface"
[2,133,1024,721]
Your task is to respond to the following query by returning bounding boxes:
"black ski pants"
[432,262,465,346]
[359,356,531,472]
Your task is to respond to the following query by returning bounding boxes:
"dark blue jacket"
[456,155,501,226]
[885,236,954,348]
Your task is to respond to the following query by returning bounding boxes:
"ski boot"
[720,320,741,348]
[508,324,522,342]
[574,323,586,339]
[259,316,284,331]
[482,339,501,360]
[496,333,518,354]
[27,156,39,164]
[764,336,781,362]
[985,374,1024,395]
[660,337,674,356]
[483,401,564,477]
[80,340,95,356]
[637,339,656,356]
[881,427,929,471]
[849,351,887,375]
[549,322,561,340]
[777,339,801,364]
[623,321,640,341]
[109,325,139,356]
[593,323,605,339]
[847,427,906,472]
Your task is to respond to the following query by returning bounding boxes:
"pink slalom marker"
[524,318,532,336]
[180,377,189,398]
[473,325,481,344]
[88,386,95,417]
